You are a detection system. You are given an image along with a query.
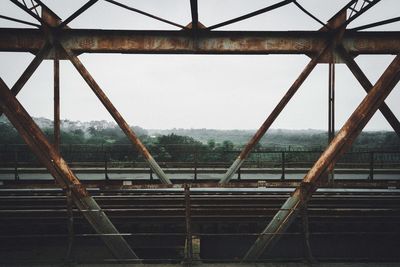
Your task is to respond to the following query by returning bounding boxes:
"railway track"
[0,186,399,263]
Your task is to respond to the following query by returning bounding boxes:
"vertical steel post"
[328,62,335,143]
[190,0,198,31]
[301,204,314,263]
[14,149,19,181]
[59,44,172,185]
[0,78,138,260]
[65,187,74,261]
[150,168,154,181]
[369,151,374,181]
[104,151,109,181]
[54,58,60,151]
[184,184,193,262]
[219,43,331,184]
[328,62,335,182]
[194,149,198,181]
[281,151,285,180]
[242,54,400,261]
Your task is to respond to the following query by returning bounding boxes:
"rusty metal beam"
[0,41,52,117]
[1,28,399,55]
[336,45,400,137]
[242,53,400,261]
[57,43,172,185]
[219,42,331,184]
[0,78,138,260]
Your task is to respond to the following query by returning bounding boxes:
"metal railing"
[1,144,400,181]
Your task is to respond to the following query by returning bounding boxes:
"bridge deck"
[0,182,399,264]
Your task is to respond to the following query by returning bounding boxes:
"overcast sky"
[0,0,399,130]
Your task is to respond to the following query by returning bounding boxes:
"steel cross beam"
[0,28,399,55]
[336,45,400,137]
[0,78,138,260]
[242,53,400,261]
[58,43,172,185]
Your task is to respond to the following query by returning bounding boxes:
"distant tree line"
[1,119,400,165]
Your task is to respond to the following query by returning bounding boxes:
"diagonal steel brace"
[336,45,400,137]
[57,42,172,185]
[242,53,400,261]
[219,42,331,184]
[0,41,52,117]
[0,78,138,260]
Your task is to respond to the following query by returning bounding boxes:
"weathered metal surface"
[0,79,138,260]
[41,5,62,27]
[242,54,400,261]
[58,43,172,185]
[336,45,400,137]
[0,29,399,55]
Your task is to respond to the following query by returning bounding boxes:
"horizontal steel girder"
[0,28,399,55]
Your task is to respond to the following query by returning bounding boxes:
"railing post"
[149,167,153,181]
[237,167,241,180]
[65,187,74,262]
[194,149,198,181]
[104,150,109,181]
[14,149,19,181]
[184,184,193,263]
[368,151,374,180]
[281,151,285,180]
[301,203,314,263]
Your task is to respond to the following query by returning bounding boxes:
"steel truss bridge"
[0,0,400,265]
